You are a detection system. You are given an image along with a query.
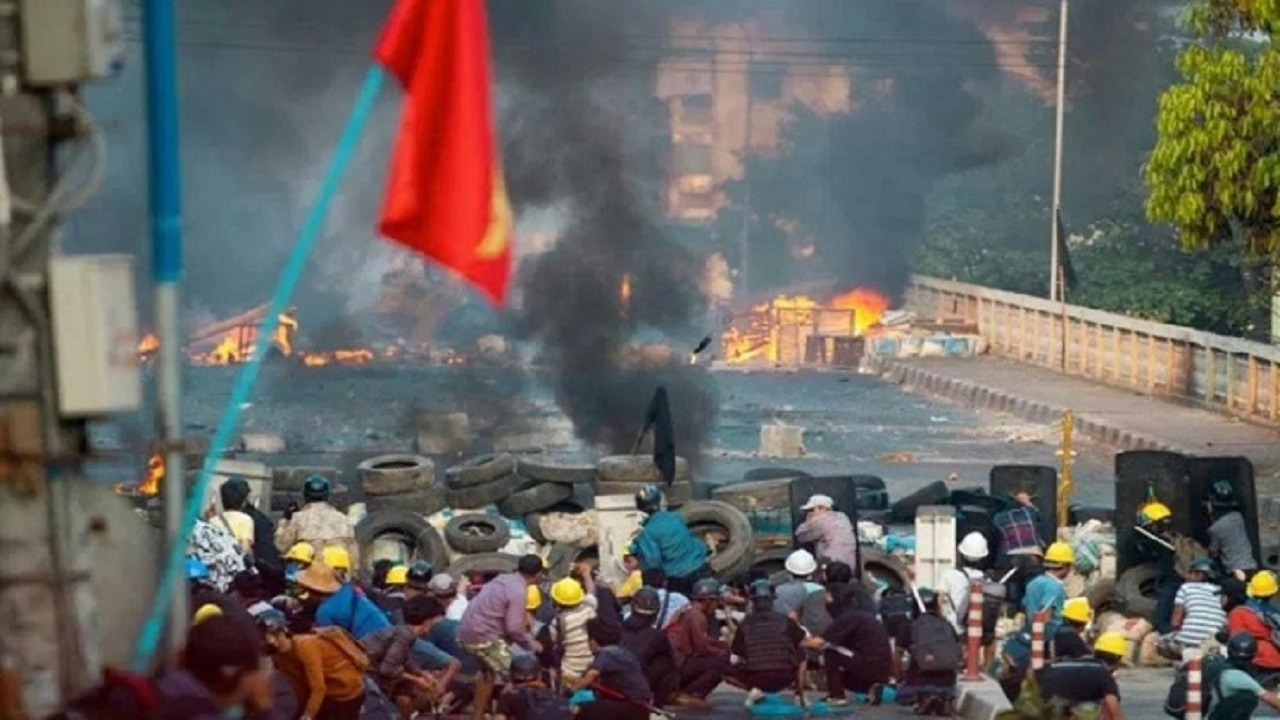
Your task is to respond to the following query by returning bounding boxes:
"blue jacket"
[315,583,392,640]
[631,510,707,579]
[1022,573,1066,639]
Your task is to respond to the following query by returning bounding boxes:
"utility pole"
[1049,0,1069,303]
[0,2,129,715]
[142,0,188,662]
[0,26,87,720]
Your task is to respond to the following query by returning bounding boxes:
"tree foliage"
[1144,0,1280,255]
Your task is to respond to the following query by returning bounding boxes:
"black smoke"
[489,1,719,458]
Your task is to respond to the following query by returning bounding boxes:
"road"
[90,364,1119,506]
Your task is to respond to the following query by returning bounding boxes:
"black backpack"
[910,614,961,672]
[513,686,572,720]
[1164,653,1228,719]
[880,587,916,622]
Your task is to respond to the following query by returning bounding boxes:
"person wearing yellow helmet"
[1022,541,1073,640]
[273,474,359,571]
[1034,632,1126,720]
[545,578,598,683]
[321,546,352,582]
[1053,597,1093,660]
[192,603,224,626]
[307,559,393,641]
[375,565,410,622]
[1227,569,1280,673]
[1134,499,1183,633]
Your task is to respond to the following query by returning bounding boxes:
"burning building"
[722,286,890,366]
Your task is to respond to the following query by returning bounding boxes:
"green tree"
[1144,0,1280,336]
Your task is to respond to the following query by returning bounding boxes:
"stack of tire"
[353,454,450,572]
[594,455,693,507]
[438,452,596,578]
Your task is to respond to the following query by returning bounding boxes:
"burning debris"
[115,452,163,497]
[722,287,890,365]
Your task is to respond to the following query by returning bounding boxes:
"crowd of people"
[49,474,1280,719]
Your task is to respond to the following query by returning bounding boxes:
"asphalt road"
[90,363,1120,506]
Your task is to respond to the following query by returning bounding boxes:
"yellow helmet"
[285,542,316,565]
[1138,501,1172,526]
[1062,597,1093,624]
[550,578,586,607]
[385,565,409,586]
[1093,632,1127,658]
[1249,570,1279,599]
[1044,541,1075,567]
[526,584,543,611]
[192,603,223,626]
[321,546,352,572]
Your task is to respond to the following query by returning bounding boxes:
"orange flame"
[138,333,160,355]
[721,287,890,364]
[189,311,298,366]
[117,452,164,496]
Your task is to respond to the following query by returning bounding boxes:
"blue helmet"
[185,556,210,581]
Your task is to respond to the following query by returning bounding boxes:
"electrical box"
[19,0,126,86]
[49,254,142,416]
[914,505,957,590]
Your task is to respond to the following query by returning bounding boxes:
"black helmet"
[632,587,661,616]
[256,609,289,633]
[635,484,662,514]
[302,475,331,502]
[691,578,722,601]
[1228,632,1258,663]
[1210,480,1240,509]
[510,653,542,682]
[749,579,774,600]
[407,560,434,587]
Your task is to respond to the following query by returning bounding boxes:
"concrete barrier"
[956,676,1013,720]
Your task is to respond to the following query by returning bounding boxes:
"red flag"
[375,0,512,305]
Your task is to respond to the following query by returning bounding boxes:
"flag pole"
[1049,0,1069,302]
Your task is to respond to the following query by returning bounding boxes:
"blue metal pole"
[142,0,187,662]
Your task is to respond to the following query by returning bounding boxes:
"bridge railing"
[904,275,1280,427]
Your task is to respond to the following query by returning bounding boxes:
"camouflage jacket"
[274,502,359,567]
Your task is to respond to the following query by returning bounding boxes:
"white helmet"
[958,532,989,560]
[784,549,817,577]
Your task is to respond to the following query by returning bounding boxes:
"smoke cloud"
[490,0,719,458]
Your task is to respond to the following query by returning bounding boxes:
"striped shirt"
[1175,581,1226,647]
[550,602,598,679]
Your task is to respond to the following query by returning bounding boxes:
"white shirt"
[446,595,468,621]
[942,566,984,633]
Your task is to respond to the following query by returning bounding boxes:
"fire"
[300,348,375,367]
[721,287,891,365]
[189,310,298,366]
[116,452,164,497]
[138,333,159,356]
[620,273,632,319]
[828,287,890,335]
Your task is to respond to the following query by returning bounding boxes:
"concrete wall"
[1,481,158,716]
[905,275,1280,428]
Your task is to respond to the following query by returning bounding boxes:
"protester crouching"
[897,589,961,716]
[360,595,452,719]
[631,484,710,595]
[619,586,680,706]
[666,577,729,708]
[730,580,807,708]
[258,608,367,720]
[457,554,546,720]
[570,618,652,720]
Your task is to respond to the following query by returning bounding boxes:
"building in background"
[655,17,852,223]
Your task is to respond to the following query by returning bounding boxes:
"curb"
[955,676,1012,720]
[871,358,1194,456]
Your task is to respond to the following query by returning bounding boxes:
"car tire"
[677,500,754,580]
[445,473,522,509]
[597,455,690,484]
[448,552,520,579]
[890,480,951,523]
[363,488,448,517]
[711,478,795,512]
[355,508,449,572]
[446,454,517,489]
[517,454,598,485]
[497,481,575,516]
[1115,563,1161,618]
[860,547,910,594]
[357,454,436,496]
[1083,578,1117,612]
[444,513,512,554]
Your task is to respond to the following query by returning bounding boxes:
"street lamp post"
[1049,0,1069,302]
